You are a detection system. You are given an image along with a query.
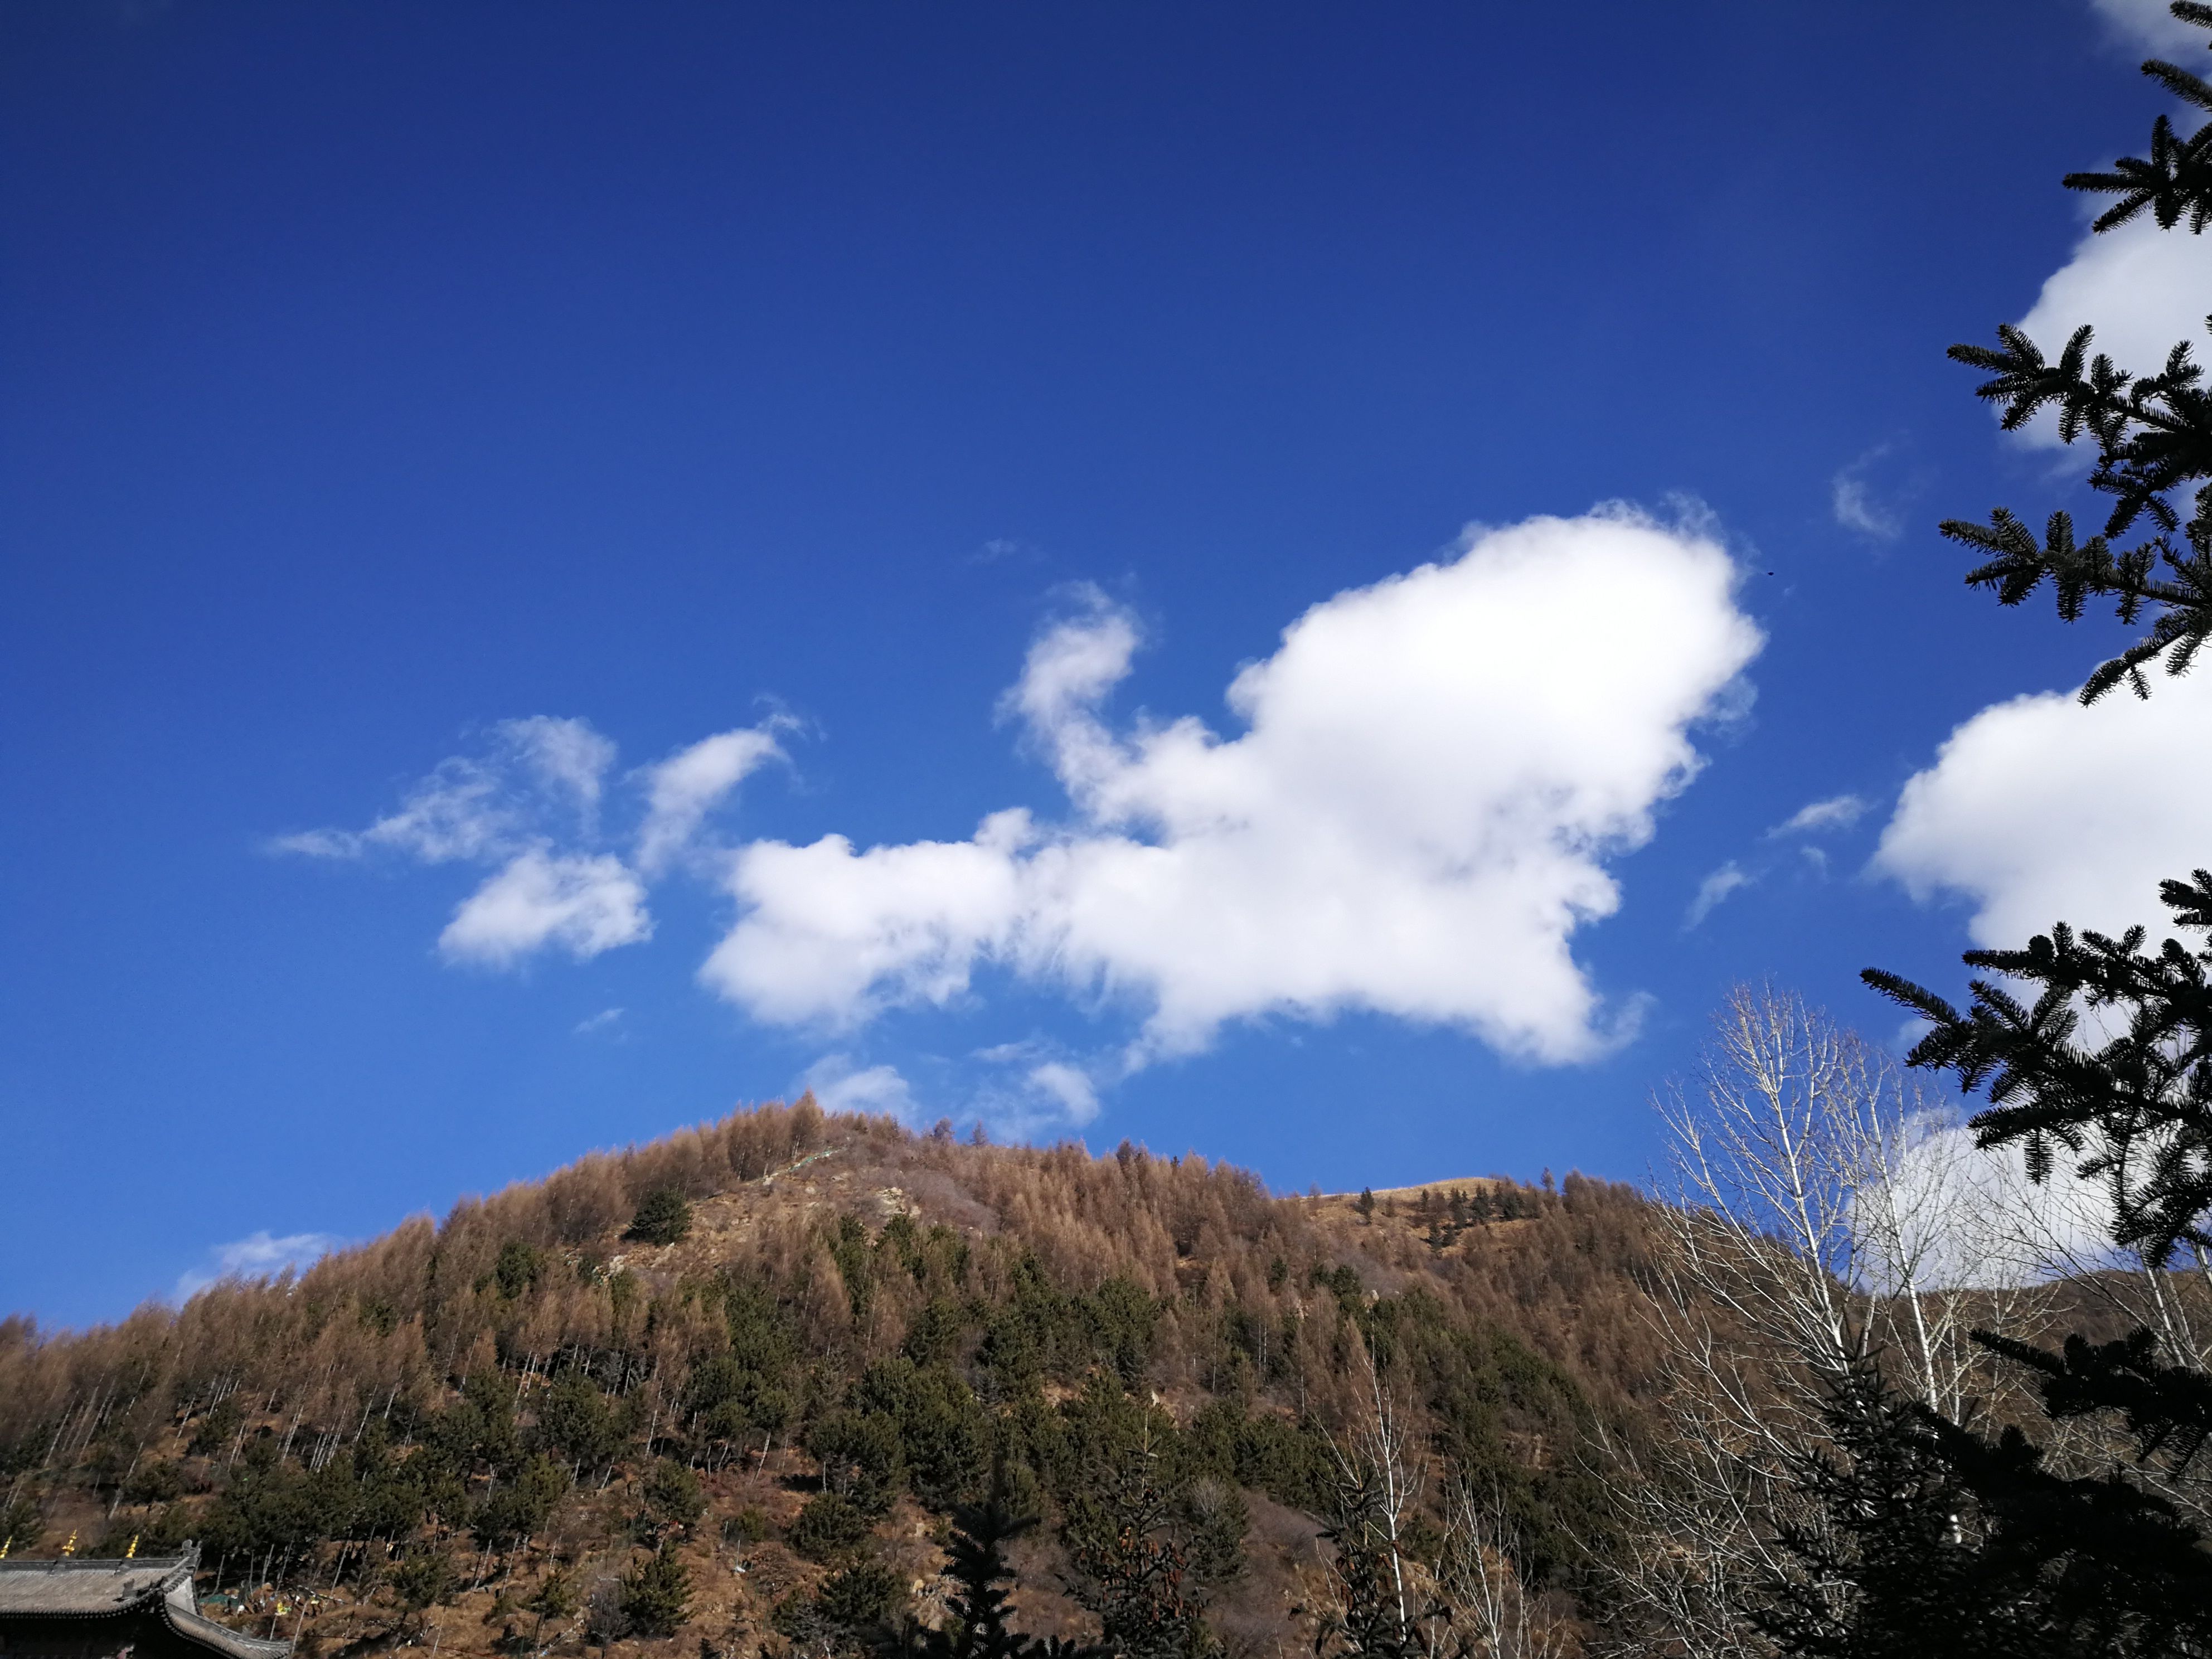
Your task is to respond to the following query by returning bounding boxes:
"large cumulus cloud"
[705,508,1762,1065]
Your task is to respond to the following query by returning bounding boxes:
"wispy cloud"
[274,716,786,971]
[270,717,613,864]
[573,1006,626,1036]
[1684,795,1861,923]
[635,726,789,876]
[797,1042,1108,1140]
[1831,446,1904,540]
[176,1230,344,1301]
[970,537,1044,566]
[1770,793,1867,837]
[969,1039,1109,1133]
[1685,862,1754,928]
[1024,1061,1099,1124]
[800,1055,922,1124]
[2089,0,2212,54]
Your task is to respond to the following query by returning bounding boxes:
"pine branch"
[2165,869,2212,931]
[1947,4,2212,698]
[1936,342,2212,699]
[1974,1327,2212,1476]
[1864,877,2212,1260]
[2063,4,2212,233]
[2065,111,2212,234]
[1757,1354,2212,1653]
[1910,1405,2212,1638]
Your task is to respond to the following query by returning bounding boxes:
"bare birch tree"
[1598,984,2056,1656]
[1436,1480,1570,1659]
[1319,1343,1576,1659]
[1320,1338,1425,1657]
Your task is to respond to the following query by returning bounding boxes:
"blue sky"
[6,0,2209,1328]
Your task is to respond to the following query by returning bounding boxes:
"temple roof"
[161,1600,295,1659]
[0,1556,193,1617]
[0,1550,290,1659]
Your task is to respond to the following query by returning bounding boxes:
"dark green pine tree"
[1835,5,2212,1652]
[1755,1354,2212,1658]
[624,1186,694,1245]
[1061,1441,1212,1659]
[884,1498,1099,1659]
[618,1548,694,1638]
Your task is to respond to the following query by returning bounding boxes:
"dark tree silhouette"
[885,1499,1098,1659]
[1838,6,2212,1652]
[1933,4,2212,704]
[1755,1355,2212,1658]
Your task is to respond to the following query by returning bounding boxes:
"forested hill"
[0,1101,1671,1659]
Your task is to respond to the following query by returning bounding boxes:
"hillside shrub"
[624,1188,693,1246]
[788,1492,872,1562]
[619,1550,692,1637]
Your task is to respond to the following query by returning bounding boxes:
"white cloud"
[176,1230,344,1301]
[574,1006,625,1036]
[636,726,787,875]
[1772,794,1867,837]
[271,717,617,864]
[705,508,1763,1064]
[801,1055,921,1124]
[1873,669,2212,945]
[1025,1061,1100,1124]
[1856,1109,2122,1291]
[1832,475,1898,540]
[711,817,1034,1026]
[273,716,723,971]
[2011,215,2212,450]
[2088,0,2212,55]
[963,1041,1111,1136]
[2000,4,2211,453]
[1685,862,1754,929]
[506,715,617,817]
[1831,447,1902,540]
[440,851,651,966]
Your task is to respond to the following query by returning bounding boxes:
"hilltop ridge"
[0,1100,1671,1659]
